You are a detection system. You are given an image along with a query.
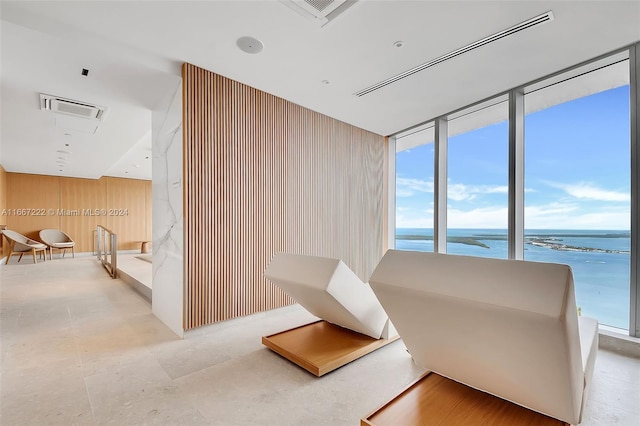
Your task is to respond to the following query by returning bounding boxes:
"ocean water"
[395,228,630,330]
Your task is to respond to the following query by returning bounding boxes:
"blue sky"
[396,85,630,230]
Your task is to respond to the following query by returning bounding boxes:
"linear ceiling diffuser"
[354,11,555,97]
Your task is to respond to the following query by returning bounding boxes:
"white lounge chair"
[2,229,48,264]
[263,253,397,376]
[368,250,598,425]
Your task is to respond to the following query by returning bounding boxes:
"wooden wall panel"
[6,173,60,241]
[182,63,388,330]
[0,165,7,257]
[59,177,107,253]
[105,177,149,251]
[3,173,150,253]
[144,180,152,245]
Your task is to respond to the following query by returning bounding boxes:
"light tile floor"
[1,257,639,425]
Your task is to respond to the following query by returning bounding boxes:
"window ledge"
[598,325,640,358]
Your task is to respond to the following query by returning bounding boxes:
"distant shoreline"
[396,231,630,254]
[398,235,491,248]
[526,238,629,254]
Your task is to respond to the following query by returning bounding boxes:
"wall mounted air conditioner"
[280,0,358,27]
[40,94,107,121]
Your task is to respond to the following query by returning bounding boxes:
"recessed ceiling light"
[393,41,404,48]
[145,156,150,160]
[236,36,264,54]
[322,80,331,85]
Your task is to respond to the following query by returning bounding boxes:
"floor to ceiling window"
[395,125,435,252]
[446,99,509,258]
[393,46,637,333]
[524,58,631,329]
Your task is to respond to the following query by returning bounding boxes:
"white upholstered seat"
[265,253,394,339]
[369,250,598,425]
[39,229,75,260]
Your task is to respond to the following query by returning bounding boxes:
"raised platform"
[262,320,399,376]
[361,371,569,426]
[117,254,152,301]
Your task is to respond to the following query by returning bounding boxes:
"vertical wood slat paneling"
[182,63,388,330]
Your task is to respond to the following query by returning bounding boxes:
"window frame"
[390,42,640,337]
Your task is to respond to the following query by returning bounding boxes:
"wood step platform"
[362,371,569,426]
[262,320,399,377]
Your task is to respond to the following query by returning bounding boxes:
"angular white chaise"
[367,250,598,425]
[263,253,398,376]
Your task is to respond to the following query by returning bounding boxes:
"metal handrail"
[96,225,117,278]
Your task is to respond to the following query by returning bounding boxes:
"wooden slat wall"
[182,63,388,330]
[4,173,151,252]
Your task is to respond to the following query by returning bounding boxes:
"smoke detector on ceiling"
[280,0,358,27]
[40,94,107,121]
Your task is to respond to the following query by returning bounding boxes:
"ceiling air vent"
[280,0,358,27]
[40,94,107,121]
[354,11,555,97]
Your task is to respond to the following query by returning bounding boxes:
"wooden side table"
[140,241,151,254]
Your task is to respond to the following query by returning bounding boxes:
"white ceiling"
[1,1,639,180]
[0,18,178,180]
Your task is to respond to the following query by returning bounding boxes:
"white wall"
[152,78,184,337]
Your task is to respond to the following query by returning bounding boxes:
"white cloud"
[525,202,629,229]
[525,202,578,217]
[396,188,415,197]
[448,183,508,201]
[397,178,511,201]
[396,202,629,230]
[398,205,508,229]
[448,206,508,228]
[446,202,582,229]
[398,177,514,201]
[545,182,629,202]
[396,177,434,197]
[396,209,433,228]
